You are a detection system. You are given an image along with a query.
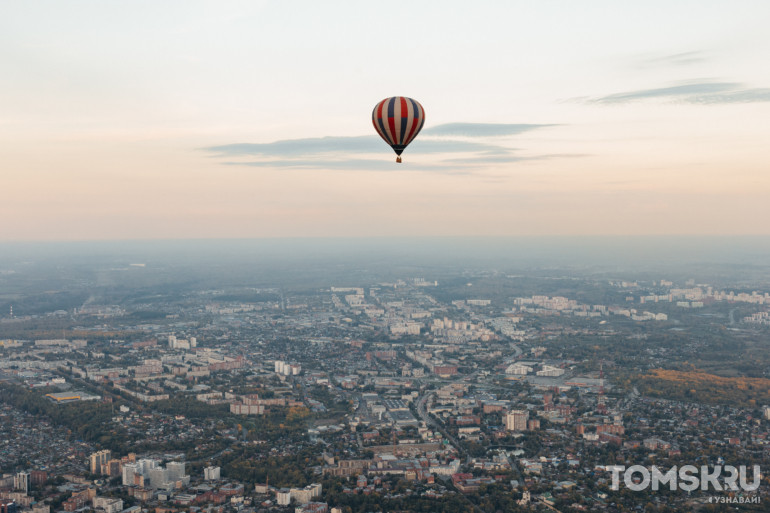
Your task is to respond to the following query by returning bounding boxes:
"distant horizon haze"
[2,236,770,270]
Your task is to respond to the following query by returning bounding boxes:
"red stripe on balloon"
[405,117,419,145]
[387,116,397,147]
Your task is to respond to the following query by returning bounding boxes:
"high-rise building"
[13,472,29,494]
[103,460,121,478]
[290,484,322,504]
[30,470,48,486]
[204,466,220,481]
[505,410,529,432]
[274,360,301,376]
[89,450,111,474]
[148,468,169,489]
[122,463,139,486]
[166,462,186,483]
[137,459,157,475]
[276,490,291,506]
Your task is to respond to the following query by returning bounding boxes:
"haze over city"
[2,1,770,240]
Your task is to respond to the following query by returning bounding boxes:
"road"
[414,368,485,456]
[538,498,565,513]
[415,390,463,454]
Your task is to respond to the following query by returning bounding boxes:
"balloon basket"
[396,156,402,163]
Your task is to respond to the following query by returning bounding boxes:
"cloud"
[689,88,770,104]
[638,51,708,67]
[207,136,515,158]
[421,123,554,137]
[206,136,381,157]
[220,159,472,173]
[221,152,577,172]
[204,122,564,171]
[590,82,736,104]
[586,81,770,105]
[444,153,587,165]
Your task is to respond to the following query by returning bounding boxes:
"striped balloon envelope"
[372,96,425,163]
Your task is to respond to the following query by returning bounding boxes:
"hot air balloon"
[372,96,425,163]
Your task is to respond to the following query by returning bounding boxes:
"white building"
[149,467,169,489]
[166,462,187,483]
[123,459,187,489]
[764,406,770,420]
[93,497,123,513]
[204,466,220,481]
[429,459,461,476]
[505,363,532,375]
[277,489,292,506]
[122,463,140,486]
[536,365,565,377]
[390,322,422,335]
[275,360,301,376]
[137,459,158,475]
[505,410,529,432]
[14,472,29,493]
[290,484,322,505]
[146,462,189,490]
[168,334,196,349]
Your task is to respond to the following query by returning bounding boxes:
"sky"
[1,0,769,241]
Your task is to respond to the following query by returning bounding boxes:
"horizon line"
[2,234,770,244]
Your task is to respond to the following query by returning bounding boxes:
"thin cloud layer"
[207,136,381,157]
[205,122,560,170]
[421,123,553,137]
[691,88,770,104]
[221,159,472,173]
[588,81,770,105]
[638,51,708,67]
[207,136,512,158]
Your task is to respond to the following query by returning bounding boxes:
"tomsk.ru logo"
[609,465,761,492]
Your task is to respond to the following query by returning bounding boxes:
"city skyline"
[2,1,769,240]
